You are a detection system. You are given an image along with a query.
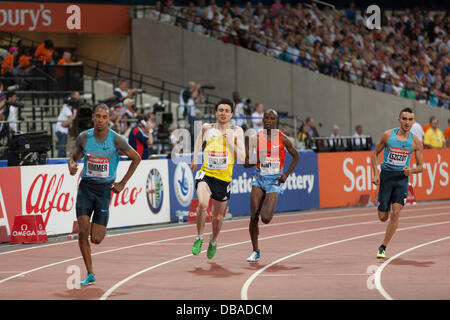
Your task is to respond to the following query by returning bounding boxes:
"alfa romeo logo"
[146,168,163,214]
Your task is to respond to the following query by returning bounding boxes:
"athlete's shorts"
[195,172,231,202]
[251,170,284,194]
[377,170,408,212]
[76,179,112,226]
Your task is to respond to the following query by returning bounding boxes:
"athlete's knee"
[249,215,259,226]
[261,216,272,224]
[90,236,103,244]
[378,211,389,222]
[78,226,90,240]
[197,201,209,212]
[390,211,400,222]
[78,231,90,241]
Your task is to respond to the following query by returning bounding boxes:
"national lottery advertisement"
[167,151,320,221]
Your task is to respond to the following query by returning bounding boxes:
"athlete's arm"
[111,147,141,193]
[233,126,246,164]
[278,135,300,184]
[371,130,390,185]
[191,123,208,171]
[404,135,424,176]
[244,134,257,168]
[111,134,141,193]
[68,133,85,176]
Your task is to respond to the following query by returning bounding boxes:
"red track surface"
[0,201,449,300]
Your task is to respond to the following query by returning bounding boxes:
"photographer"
[55,91,80,158]
[128,114,153,160]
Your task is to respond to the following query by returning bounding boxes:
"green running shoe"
[207,240,217,259]
[192,237,203,255]
[377,247,386,259]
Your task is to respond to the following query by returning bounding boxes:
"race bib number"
[260,157,281,174]
[86,155,110,178]
[386,147,409,167]
[207,151,228,170]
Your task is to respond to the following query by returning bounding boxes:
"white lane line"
[1,208,448,292]
[374,236,450,300]
[2,210,389,285]
[100,212,450,300]
[1,203,447,256]
[240,220,450,300]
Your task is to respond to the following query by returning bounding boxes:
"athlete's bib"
[86,154,110,178]
[260,156,281,175]
[207,150,228,170]
[386,147,409,167]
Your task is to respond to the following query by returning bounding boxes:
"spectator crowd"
[146,0,450,109]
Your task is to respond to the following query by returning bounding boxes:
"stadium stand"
[135,0,449,109]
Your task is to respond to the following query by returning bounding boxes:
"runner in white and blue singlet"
[371,107,423,259]
[68,104,141,286]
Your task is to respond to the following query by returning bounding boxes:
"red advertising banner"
[0,167,22,236]
[0,2,130,34]
[318,149,450,208]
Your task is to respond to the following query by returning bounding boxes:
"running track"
[0,201,449,300]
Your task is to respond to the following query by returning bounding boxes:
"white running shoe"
[246,250,260,262]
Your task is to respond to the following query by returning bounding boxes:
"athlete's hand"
[111,181,126,194]
[68,159,78,176]
[372,174,380,186]
[403,166,411,176]
[277,174,288,185]
[190,162,197,172]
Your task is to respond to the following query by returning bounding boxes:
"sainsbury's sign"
[0,2,130,34]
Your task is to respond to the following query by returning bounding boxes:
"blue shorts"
[377,170,408,212]
[76,179,111,227]
[251,170,284,194]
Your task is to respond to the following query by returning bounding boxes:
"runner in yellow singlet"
[190,99,245,259]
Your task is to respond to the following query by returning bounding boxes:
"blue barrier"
[167,151,320,222]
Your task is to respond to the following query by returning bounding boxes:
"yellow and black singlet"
[199,124,235,182]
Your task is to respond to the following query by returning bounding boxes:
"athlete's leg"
[196,181,212,237]
[259,193,279,225]
[77,215,93,275]
[381,203,402,247]
[210,199,228,243]
[377,173,392,222]
[90,223,107,244]
[249,186,265,252]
